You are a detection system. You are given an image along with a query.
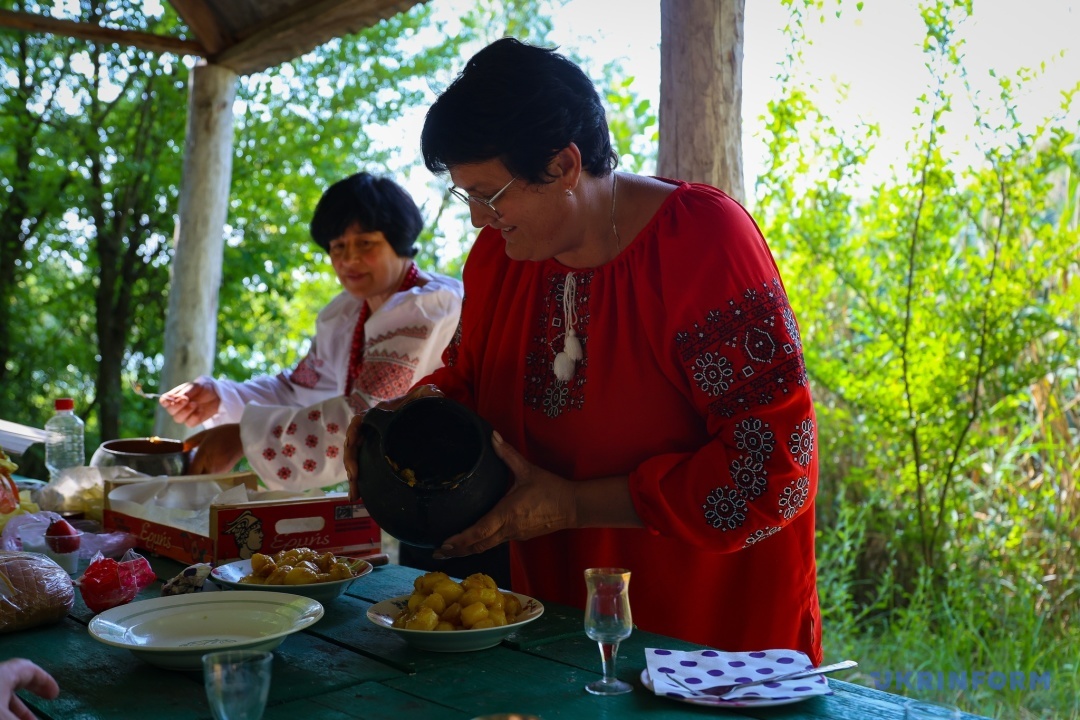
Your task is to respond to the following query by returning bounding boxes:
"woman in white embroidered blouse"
[158,172,463,490]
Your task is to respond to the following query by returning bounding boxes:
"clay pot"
[89,437,193,476]
[353,397,510,548]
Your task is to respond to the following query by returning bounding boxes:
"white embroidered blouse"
[198,270,462,490]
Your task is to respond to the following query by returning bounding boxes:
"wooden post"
[658,0,746,204]
[155,62,237,439]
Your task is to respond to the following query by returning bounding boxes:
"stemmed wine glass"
[203,650,273,720]
[583,567,633,695]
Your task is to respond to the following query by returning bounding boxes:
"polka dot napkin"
[644,647,832,705]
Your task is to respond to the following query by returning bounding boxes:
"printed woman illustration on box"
[225,511,265,559]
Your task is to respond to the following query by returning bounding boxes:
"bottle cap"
[55,398,74,411]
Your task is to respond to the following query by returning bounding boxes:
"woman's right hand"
[343,384,444,500]
[158,379,221,427]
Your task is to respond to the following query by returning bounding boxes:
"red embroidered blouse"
[420,181,822,662]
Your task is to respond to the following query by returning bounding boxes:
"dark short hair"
[421,38,617,184]
[309,172,423,258]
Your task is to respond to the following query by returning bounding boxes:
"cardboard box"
[103,474,381,565]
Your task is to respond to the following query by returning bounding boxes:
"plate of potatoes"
[212,547,374,602]
[367,570,544,652]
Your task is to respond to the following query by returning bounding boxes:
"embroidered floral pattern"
[744,526,782,547]
[277,467,292,480]
[782,307,802,350]
[307,410,322,422]
[704,487,748,531]
[789,418,815,467]
[289,353,323,389]
[524,271,593,418]
[730,456,768,499]
[272,425,284,439]
[778,476,810,519]
[734,417,775,460]
[684,280,810,534]
[326,423,340,435]
[282,444,296,458]
[286,423,297,436]
[325,446,339,459]
[262,448,276,461]
[305,434,318,449]
[676,278,808,420]
[355,356,417,402]
[303,459,317,473]
[346,394,370,415]
[693,352,734,396]
[445,314,463,368]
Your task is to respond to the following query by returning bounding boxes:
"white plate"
[89,591,324,670]
[366,592,544,652]
[211,556,373,602]
[640,668,827,708]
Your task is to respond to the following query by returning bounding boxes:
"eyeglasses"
[448,176,517,219]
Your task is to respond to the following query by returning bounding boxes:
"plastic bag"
[76,549,156,614]
[0,511,136,559]
[0,551,76,633]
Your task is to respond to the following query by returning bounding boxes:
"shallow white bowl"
[366,592,544,652]
[88,591,324,670]
[211,557,373,603]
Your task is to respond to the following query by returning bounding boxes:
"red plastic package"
[76,549,157,614]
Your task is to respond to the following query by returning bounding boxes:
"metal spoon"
[130,381,162,400]
[665,659,857,699]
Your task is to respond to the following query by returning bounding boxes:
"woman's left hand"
[184,424,244,475]
[433,431,578,558]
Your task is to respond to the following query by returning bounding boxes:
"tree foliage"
[763,1,1078,714]
[0,0,651,478]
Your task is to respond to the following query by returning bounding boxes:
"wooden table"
[4,556,989,720]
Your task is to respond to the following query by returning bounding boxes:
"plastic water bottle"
[45,398,85,480]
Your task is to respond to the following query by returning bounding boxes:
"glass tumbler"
[202,649,273,720]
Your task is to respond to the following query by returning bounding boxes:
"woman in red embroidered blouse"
[345,39,822,662]
[159,173,461,489]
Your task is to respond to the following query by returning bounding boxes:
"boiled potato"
[239,547,367,586]
[393,571,523,632]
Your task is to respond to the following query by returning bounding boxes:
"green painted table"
[5,556,989,720]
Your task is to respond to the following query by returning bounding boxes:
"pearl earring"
[565,189,573,197]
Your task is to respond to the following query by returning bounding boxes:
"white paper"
[0,419,51,455]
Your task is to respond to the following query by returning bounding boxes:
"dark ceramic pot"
[89,437,193,476]
[354,397,510,548]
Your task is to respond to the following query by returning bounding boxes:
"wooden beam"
[169,0,229,55]
[0,8,206,57]
[212,0,425,75]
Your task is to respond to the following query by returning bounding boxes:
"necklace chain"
[610,172,622,251]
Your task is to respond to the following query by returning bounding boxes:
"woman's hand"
[433,431,579,558]
[183,424,244,475]
[344,384,445,500]
[158,379,221,427]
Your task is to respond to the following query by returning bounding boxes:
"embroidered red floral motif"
[262,448,277,461]
[303,459,317,472]
[326,423,340,434]
[286,422,297,435]
[307,409,321,422]
[356,359,415,400]
[326,446,339,458]
[277,467,292,480]
[282,444,296,457]
[305,434,318,448]
[290,354,322,389]
[272,425,284,439]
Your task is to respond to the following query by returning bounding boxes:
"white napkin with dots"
[645,647,832,704]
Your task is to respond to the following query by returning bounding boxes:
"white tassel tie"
[553,272,582,383]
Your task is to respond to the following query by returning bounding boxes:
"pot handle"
[361,405,394,444]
